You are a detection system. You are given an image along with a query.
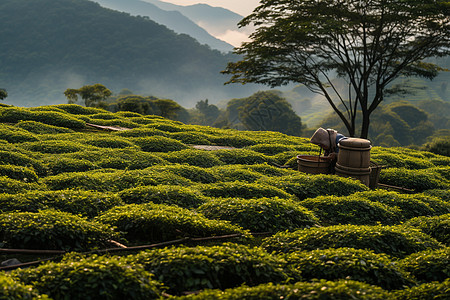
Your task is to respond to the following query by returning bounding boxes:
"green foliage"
[0,123,39,143]
[214,149,271,165]
[0,164,38,182]
[118,185,207,209]
[398,248,450,283]
[423,189,450,202]
[209,165,263,182]
[128,243,289,294]
[132,136,188,152]
[207,132,258,148]
[168,131,212,145]
[0,176,40,194]
[13,254,162,300]
[262,225,443,258]
[422,136,450,156]
[82,135,135,149]
[246,143,300,155]
[152,164,217,184]
[404,214,450,246]
[15,120,74,134]
[371,148,436,169]
[284,248,414,290]
[43,169,192,192]
[0,274,50,300]
[113,127,167,138]
[54,104,107,115]
[379,167,449,191]
[44,157,99,175]
[0,190,124,218]
[20,140,88,154]
[95,203,246,243]
[198,181,292,199]
[247,163,297,177]
[197,197,318,232]
[178,280,389,300]
[0,210,117,251]
[300,195,401,226]
[161,149,224,168]
[64,84,112,107]
[391,279,450,300]
[259,173,368,200]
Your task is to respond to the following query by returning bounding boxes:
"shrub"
[404,214,450,245]
[210,165,263,182]
[28,111,86,129]
[44,157,99,175]
[54,104,106,115]
[161,149,223,168]
[132,136,188,152]
[85,118,139,128]
[151,164,217,184]
[0,176,40,194]
[258,173,368,200]
[379,168,448,191]
[82,136,135,149]
[13,254,162,300]
[0,190,124,218]
[391,279,450,300]
[197,197,318,232]
[207,133,257,147]
[355,190,450,220]
[128,243,289,294]
[198,181,293,199]
[15,120,74,134]
[214,149,271,165]
[0,210,117,251]
[300,195,401,225]
[0,164,38,182]
[284,248,414,290]
[422,136,450,156]
[118,185,208,208]
[246,163,296,177]
[20,140,88,154]
[246,143,300,155]
[0,123,39,143]
[144,123,187,133]
[261,225,443,258]
[0,274,50,300]
[113,127,167,138]
[95,203,246,243]
[398,248,450,283]
[88,112,118,120]
[423,189,450,202]
[370,151,435,169]
[430,166,450,181]
[168,131,212,145]
[179,280,389,300]
[43,169,192,192]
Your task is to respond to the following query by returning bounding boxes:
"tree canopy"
[0,89,7,100]
[64,84,112,107]
[223,0,450,138]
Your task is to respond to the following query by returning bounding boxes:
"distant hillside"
[93,0,234,52]
[0,0,259,107]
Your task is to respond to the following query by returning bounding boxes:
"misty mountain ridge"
[0,0,260,107]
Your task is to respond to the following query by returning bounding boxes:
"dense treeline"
[0,0,257,106]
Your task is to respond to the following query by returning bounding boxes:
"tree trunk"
[360,111,370,139]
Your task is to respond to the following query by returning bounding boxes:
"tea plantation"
[0,104,449,299]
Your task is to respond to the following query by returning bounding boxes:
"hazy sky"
[160,0,261,16]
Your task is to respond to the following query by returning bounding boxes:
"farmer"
[310,128,347,172]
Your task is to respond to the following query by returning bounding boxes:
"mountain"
[0,0,259,107]
[93,0,234,52]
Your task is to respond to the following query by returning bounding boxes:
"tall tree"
[223,0,449,138]
[0,88,7,100]
[64,84,112,107]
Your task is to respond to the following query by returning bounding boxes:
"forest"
[0,103,449,299]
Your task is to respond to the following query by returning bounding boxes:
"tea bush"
[0,274,50,300]
[161,149,223,168]
[15,120,74,134]
[404,214,450,245]
[54,104,106,115]
[85,118,139,128]
[0,164,38,182]
[258,173,368,200]
[0,176,40,194]
[398,248,450,283]
[151,164,217,184]
[128,243,289,294]
[44,157,99,175]
[177,279,389,300]
[82,136,136,149]
[423,189,450,202]
[391,278,450,300]
[354,190,450,220]
[0,190,124,217]
[430,166,450,181]
[113,127,167,138]
[144,122,188,133]
[209,165,263,183]
[379,168,449,191]
[118,185,208,208]
[370,151,435,169]
[132,136,188,152]
[246,163,296,177]
[168,131,212,145]
[198,181,293,199]
[88,112,119,120]
[284,248,414,290]
[197,197,318,232]
[28,111,86,129]
[206,132,257,148]
[115,111,144,118]
[300,195,401,225]
[20,140,88,154]
[0,210,117,251]
[96,203,246,243]
[0,123,39,143]
[43,169,192,192]
[246,143,300,155]
[261,225,443,258]
[13,254,163,300]
[422,136,450,156]
[214,149,271,165]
